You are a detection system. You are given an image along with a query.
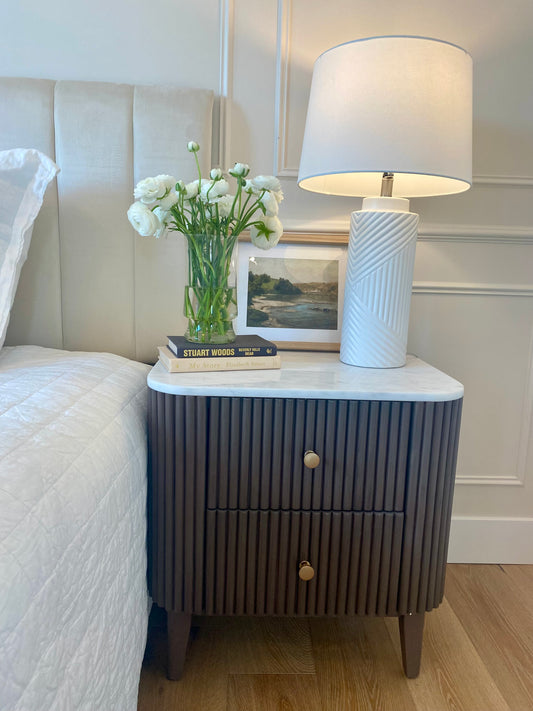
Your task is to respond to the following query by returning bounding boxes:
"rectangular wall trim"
[448,516,533,563]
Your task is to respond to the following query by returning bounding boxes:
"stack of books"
[157,335,280,373]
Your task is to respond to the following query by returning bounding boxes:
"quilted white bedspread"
[0,346,151,711]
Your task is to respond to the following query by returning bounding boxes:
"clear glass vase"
[183,233,238,344]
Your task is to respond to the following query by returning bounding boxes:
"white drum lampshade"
[298,36,473,367]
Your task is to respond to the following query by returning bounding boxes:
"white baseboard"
[448,516,533,563]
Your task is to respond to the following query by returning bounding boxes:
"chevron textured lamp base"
[340,197,419,368]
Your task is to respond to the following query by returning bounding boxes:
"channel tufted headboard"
[0,78,214,363]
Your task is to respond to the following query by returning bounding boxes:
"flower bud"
[250,216,283,250]
[229,162,250,178]
[187,141,200,152]
[210,168,223,180]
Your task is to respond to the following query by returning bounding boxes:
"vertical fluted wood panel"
[417,402,445,611]
[250,399,264,509]
[148,393,461,617]
[270,400,285,510]
[205,397,441,515]
[228,400,242,510]
[290,400,306,510]
[256,512,270,612]
[266,510,281,614]
[276,512,291,614]
[387,514,405,615]
[398,399,462,613]
[353,401,369,510]
[393,402,412,512]
[235,512,249,615]
[398,402,425,613]
[280,400,296,510]
[321,401,337,510]
[164,395,175,607]
[239,399,254,509]
[425,402,451,608]
[363,403,380,510]
[436,399,463,602]
[147,392,209,613]
[332,400,348,510]
[326,514,343,615]
[201,510,404,616]
[155,392,166,600]
[146,389,157,594]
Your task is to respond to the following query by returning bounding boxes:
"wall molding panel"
[282,220,533,244]
[455,475,523,487]
[274,0,293,177]
[214,0,234,169]
[448,517,533,563]
[474,175,533,187]
[516,328,533,488]
[418,224,533,244]
[412,291,533,488]
[412,282,533,297]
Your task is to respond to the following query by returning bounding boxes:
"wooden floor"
[138,564,533,711]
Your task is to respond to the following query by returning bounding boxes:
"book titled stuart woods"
[167,334,277,359]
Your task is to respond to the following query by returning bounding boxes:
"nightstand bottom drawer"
[204,509,404,617]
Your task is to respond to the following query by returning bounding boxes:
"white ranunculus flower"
[210,168,223,180]
[243,179,256,194]
[212,194,234,218]
[259,190,279,217]
[127,201,161,237]
[155,174,177,190]
[272,189,284,204]
[159,190,179,210]
[187,141,199,152]
[251,175,282,193]
[199,180,214,202]
[184,180,200,199]
[213,179,230,197]
[152,206,169,238]
[249,216,283,250]
[200,178,230,202]
[134,176,169,204]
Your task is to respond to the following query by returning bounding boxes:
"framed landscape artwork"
[235,236,348,350]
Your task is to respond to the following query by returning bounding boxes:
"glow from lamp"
[298,36,473,368]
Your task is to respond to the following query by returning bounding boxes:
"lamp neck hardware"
[381,172,394,197]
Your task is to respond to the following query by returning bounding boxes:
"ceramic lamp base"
[340,197,419,368]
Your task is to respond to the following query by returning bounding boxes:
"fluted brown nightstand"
[147,351,462,680]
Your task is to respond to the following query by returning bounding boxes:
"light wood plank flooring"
[138,564,533,711]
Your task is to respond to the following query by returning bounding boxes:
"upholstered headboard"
[0,78,213,363]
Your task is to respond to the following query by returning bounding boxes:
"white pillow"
[0,149,58,348]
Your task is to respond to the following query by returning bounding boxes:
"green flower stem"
[183,230,239,342]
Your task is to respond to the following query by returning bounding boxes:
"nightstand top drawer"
[148,351,463,402]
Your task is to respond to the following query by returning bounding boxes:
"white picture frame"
[235,239,348,350]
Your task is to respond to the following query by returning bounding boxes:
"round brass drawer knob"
[299,560,315,581]
[303,450,320,469]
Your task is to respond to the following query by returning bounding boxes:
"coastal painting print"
[247,257,338,329]
[235,241,347,348]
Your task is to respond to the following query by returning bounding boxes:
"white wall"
[1,0,532,562]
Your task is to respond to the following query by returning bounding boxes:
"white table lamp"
[298,36,473,368]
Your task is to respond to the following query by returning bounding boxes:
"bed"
[0,79,214,710]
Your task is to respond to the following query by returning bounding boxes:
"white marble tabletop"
[147,351,463,402]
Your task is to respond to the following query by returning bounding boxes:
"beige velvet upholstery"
[0,78,213,363]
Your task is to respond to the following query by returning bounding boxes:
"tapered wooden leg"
[398,612,425,678]
[167,611,192,680]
